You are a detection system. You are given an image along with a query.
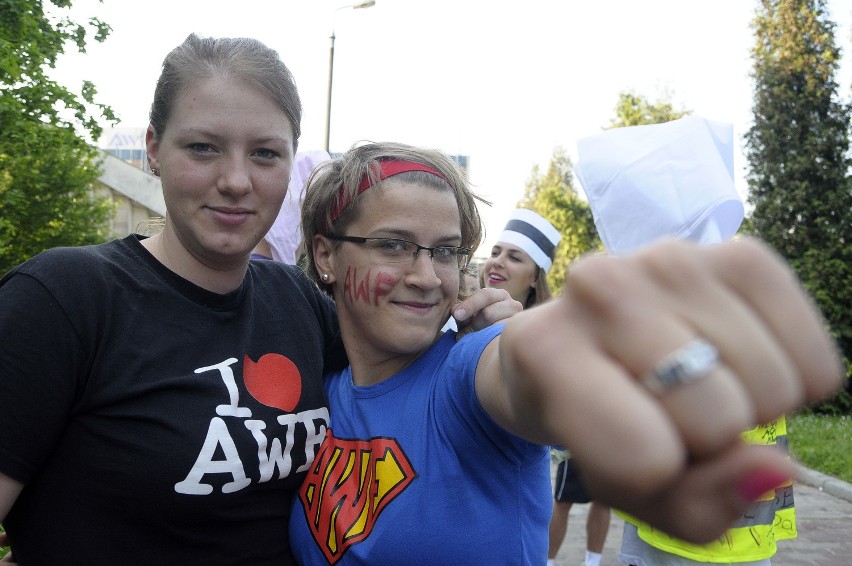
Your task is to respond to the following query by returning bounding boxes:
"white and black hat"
[497,209,562,272]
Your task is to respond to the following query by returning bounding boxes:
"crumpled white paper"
[574,115,744,251]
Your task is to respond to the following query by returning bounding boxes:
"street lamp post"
[324,0,376,153]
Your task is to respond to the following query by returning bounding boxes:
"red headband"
[329,159,446,223]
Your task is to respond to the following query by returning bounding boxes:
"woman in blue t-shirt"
[288,140,842,565]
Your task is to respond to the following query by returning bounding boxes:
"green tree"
[609,90,689,128]
[518,148,601,295]
[744,0,852,411]
[0,0,117,275]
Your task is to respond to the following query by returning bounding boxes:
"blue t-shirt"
[289,325,550,565]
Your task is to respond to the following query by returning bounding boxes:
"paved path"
[551,465,852,566]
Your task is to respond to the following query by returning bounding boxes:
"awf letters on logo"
[174,355,329,496]
[299,431,417,564]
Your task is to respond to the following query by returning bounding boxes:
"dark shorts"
[553,458,591,503]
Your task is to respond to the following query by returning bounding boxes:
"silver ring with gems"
[642,338,719,395]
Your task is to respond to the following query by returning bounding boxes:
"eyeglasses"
[327,235,471,270]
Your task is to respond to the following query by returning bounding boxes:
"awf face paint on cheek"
[342,266,399,306]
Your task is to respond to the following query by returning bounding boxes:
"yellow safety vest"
[617,417,796,563]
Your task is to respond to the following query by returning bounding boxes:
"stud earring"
[150,166,160,176]
[321,273,329,282]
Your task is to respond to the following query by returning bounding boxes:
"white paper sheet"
[574,115,744,251]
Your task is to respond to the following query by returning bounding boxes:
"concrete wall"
[95,152,165,237]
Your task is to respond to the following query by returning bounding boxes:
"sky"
[52,0,852,253]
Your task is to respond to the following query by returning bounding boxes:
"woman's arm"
[475,237,842,542]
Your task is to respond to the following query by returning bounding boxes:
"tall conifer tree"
[745,0,852,406]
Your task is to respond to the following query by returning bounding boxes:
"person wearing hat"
[575,117,794,566]
[481,208,561,309]
[484,211,611,565]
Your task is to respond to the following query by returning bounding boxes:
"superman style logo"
[298,430,416,563]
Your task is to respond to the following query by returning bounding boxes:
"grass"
[787,412,852,484]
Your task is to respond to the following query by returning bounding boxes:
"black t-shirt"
[0,235,344,564]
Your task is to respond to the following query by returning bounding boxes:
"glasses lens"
[366,238,415,263]
[363,238,469,270]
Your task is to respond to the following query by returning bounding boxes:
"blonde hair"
[525,267,553,309]
[149,34,301,151]
[301,141,489,289]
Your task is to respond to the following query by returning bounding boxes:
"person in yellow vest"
[619,417,795,565]
[573,115,799,566]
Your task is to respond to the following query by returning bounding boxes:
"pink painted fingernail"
[737,469,790,501]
